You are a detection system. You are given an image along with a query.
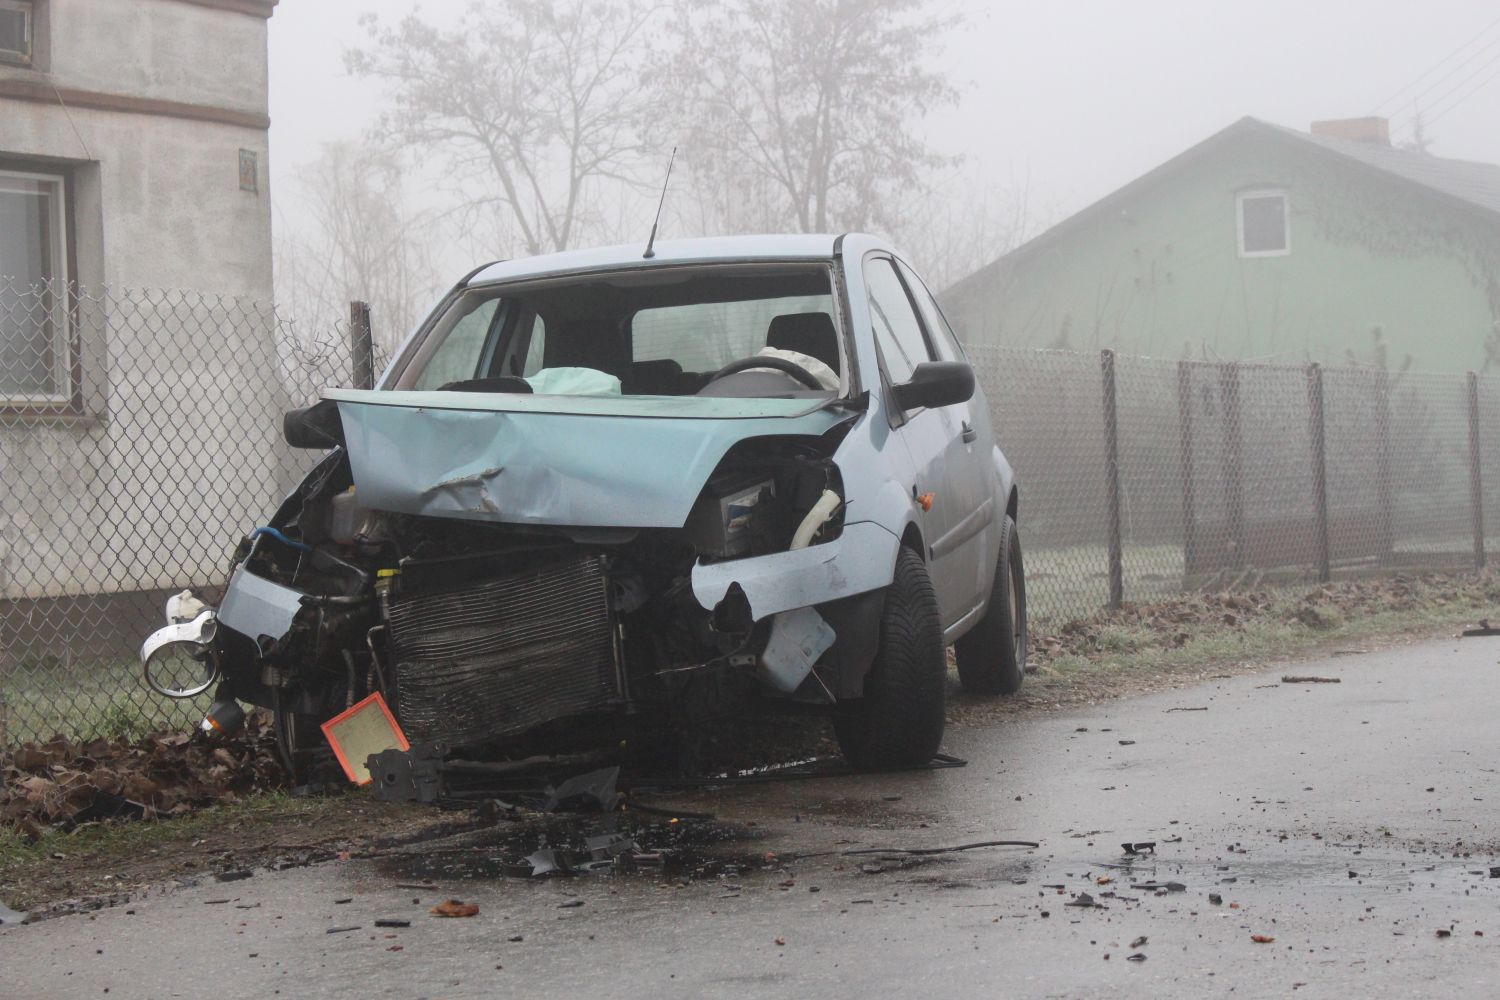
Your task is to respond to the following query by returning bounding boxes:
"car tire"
[954,514,1027,695]
[833,546,946,770]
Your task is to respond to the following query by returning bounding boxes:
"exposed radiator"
[386,554,621,746]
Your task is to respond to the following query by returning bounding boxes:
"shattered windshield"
[394,263,845,399]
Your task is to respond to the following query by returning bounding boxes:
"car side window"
[520,315,547,376]
[411,295,504,389]
[864,257,933,384]
[895,258,966,363]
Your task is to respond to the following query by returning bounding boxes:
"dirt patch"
[0,792,461,915]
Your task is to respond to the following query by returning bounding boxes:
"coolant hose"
[791,490,843,550]
[250,526,312,553]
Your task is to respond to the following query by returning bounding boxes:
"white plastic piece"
[140,609,220,699]
[757,606,837,693]
[165,589,207,624]
[790,490,843,550]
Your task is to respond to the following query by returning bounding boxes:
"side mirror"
[283,398,345,449]
[892,361,975,411]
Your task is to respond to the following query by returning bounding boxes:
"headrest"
[766,312,840,371]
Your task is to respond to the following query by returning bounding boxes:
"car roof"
[466,234,852,286]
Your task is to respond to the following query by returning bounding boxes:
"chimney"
[1310,117,1391,146]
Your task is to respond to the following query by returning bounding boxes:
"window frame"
[893,256,967,363]
[0,0,33,67]
[1236,188,1291,259]
[0,164,76,410]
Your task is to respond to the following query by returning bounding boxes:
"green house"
[943,117,1500,374]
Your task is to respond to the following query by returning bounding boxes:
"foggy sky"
[268,0,1500,260]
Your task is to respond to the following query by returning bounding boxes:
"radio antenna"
[642,146,677,259]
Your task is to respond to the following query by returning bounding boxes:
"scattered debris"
[1126,953,1147,962]
[1130,936,1148,948]
[326,925,361,934]
[831,840,1040,858]
[1065,893,1101,909]
[1251,934,1275,944]
[1133,881,1186,893]
[374,919,410,928]
[1436,929,1453,939]
[1281,675,1341,684]
[430,900,480,918]
[1121,842,1156,855]
[214,870,254,883]
[1165,707,1208,713]
[1461,620,1500,637]
[544,767,621,813]
[0,900,28,926]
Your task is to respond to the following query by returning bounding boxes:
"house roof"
[948,117,1500,297]
[1274,121,1500,216]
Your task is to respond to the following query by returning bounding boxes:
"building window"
[0,1,33,66]
[1237,189,1290,257]
[0,169,70,402]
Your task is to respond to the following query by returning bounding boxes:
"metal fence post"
[1220,362,1246,570]
[1177,361,1197,578]
[1373,369,1395,563]
[1307,363,1331,582]
[349,300,374,391]
[1101,349,1124,609]
[1468,371,1486,570]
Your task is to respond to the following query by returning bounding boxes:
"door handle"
[961,421,977,443]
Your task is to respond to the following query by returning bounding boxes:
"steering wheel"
[707,355,826,390]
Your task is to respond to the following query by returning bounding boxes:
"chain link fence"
[2,278,1496,743]
[1,279,376,744]
[967,344,1500,622]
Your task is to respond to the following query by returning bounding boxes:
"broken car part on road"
[137,235,1023,780]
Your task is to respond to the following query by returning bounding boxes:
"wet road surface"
[5,635,1500,998]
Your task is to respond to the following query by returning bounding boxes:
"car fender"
[690,520,901,621]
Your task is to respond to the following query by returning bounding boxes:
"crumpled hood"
[325,389,850,528]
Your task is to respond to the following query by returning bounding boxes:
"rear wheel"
[833,547,947,769]
[954,514,1027,695]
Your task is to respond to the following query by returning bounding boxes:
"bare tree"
[890,169,1041,291]
[666,0,959,235]
[346,0,663,257]
[274,141,440,353]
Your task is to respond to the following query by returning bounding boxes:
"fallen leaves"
[430,900,480,918]
[1,714,285,837]
[1251,934,1276,944]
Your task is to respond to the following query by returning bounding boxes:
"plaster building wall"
[0,0,284,610]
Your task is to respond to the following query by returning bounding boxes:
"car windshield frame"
[384,260,857,403]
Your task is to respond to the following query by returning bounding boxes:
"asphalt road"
[5,635,1500,999]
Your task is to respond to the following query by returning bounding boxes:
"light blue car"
[141,234,1025,773]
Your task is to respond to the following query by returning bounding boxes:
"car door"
[894,257,998,606]
[863,254,985,630]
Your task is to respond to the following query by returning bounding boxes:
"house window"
[0,169,70,401]
[0,1,33,66]
[1237,189,1290,257]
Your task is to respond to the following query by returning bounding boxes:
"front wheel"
[833,547,947,769]
[954,514,1027,695]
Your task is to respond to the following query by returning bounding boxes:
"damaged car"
[140,234,1025,775]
